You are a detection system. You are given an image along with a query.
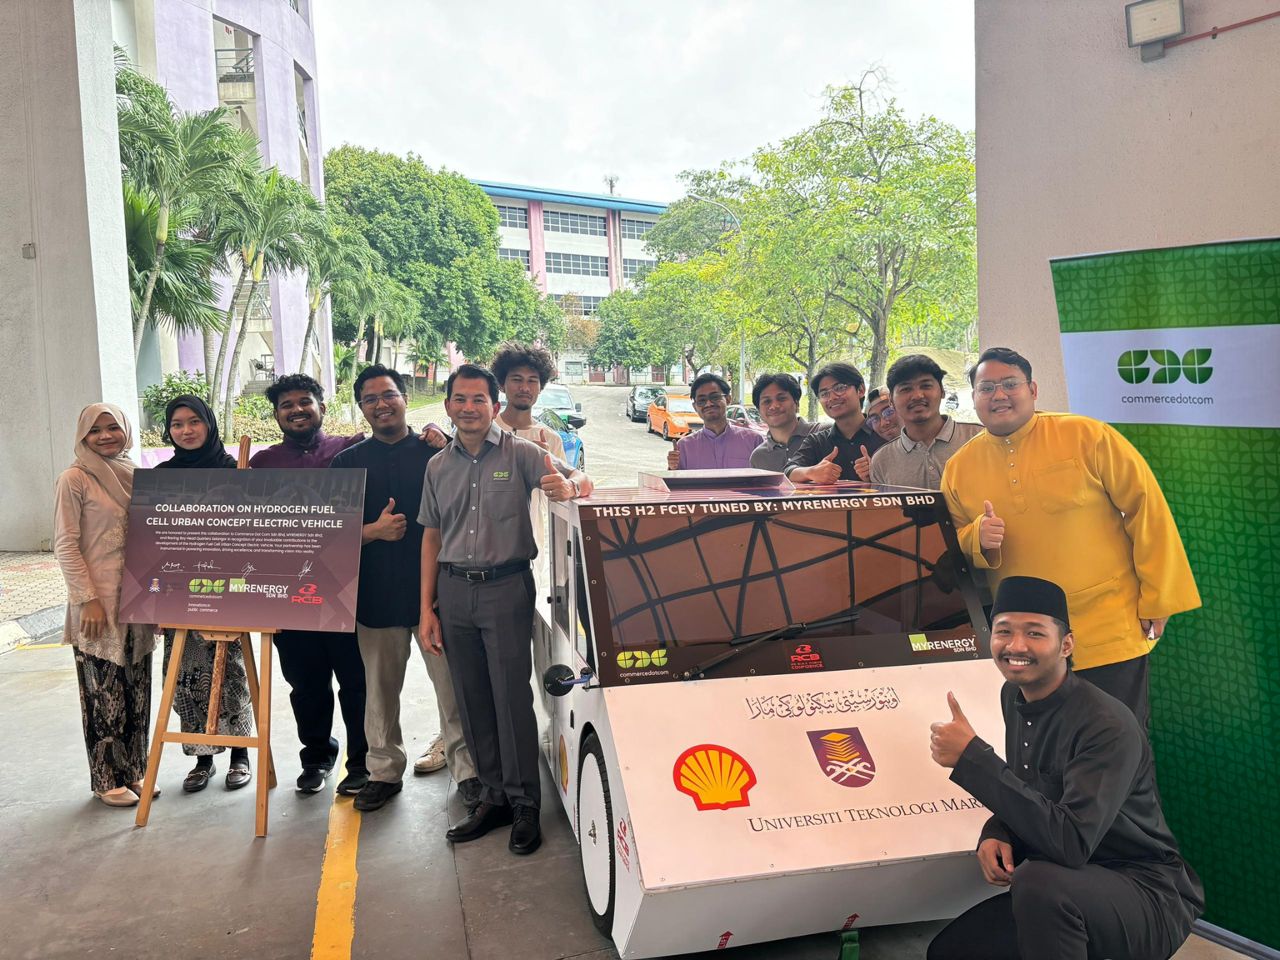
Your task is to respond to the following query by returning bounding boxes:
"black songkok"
[991,576,1070,630]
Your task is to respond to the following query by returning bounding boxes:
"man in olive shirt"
[419,363,592,856]
[748,373,819,472]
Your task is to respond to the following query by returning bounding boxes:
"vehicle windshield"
[538,386,573,408]
[741,406,763,423]
[668,398,696,413]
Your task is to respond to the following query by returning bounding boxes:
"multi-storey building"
[111,0,331,401]
[476,181,668,383]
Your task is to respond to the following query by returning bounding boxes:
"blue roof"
[473,180,668,215]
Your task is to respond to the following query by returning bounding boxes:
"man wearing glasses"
[857,356,982,486]
[864,387,902,443]
[784,362,887,483]
[330,365,478,812]
[940,347,1200,726]
[668,373,761,470]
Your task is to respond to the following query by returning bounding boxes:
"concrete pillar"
[0,0,136,550]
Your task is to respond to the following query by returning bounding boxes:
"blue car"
[537,409,585,471]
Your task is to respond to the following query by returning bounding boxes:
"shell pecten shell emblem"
[672,743,757,811]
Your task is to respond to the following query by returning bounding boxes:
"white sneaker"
[413,734,446,774]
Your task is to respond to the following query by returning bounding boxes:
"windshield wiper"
[679,609,860,681]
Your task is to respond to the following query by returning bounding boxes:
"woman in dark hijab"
[158,395,255,792]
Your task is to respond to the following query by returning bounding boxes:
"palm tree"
[213,168,319,426]
[122,183,224,340]
[299,217,377,375]
[117,94,257,360]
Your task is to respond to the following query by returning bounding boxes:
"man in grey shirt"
[418,363,592,856]
[869,354,982,489]
[748,373,820,471]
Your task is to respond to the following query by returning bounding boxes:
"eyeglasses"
[867,407,898,428]
[974,378,1030,397]
[358,391,404,408]
[816,382,854,402]
[693,393,728,408]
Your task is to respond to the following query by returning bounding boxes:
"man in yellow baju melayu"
[941,347,1200,728]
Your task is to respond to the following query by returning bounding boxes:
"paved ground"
[0,384,1246,959]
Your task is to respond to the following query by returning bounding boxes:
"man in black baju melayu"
[927,576,1203,960]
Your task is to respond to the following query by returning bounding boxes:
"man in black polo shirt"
[785,361,886,483]
[330,364,478,813]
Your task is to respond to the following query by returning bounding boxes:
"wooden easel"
[135,436,278,837]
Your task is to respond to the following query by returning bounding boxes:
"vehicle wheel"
[577,732,616,937]
[646,417,654,435]
[662,423,670,441]
[577,447,586,471]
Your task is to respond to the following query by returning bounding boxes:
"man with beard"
[784,362,887,483]
[857,356,981,488]
[748,373,820,472]
[940,347,1199,726]
[329,366,478,812]
[668,373,760,470]
[491,341,566,460]
[926,576,1203,960]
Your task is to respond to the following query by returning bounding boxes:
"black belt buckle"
[463,568,488,583]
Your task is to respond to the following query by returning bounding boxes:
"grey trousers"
[355,622,476,784]
[438,569,540,810]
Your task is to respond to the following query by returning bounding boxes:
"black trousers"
[438,569,540,810]
[275,629,368,774]
[1077,655,1149,730]
[928,861,1186,960]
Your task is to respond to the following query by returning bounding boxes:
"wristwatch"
[570,479,581,499]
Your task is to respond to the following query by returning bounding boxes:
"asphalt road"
[569,383,673,488]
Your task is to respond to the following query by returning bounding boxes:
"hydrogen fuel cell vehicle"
[531,469,1004,958]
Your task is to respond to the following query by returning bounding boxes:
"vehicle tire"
[646,417,654,435]
[577,732,616,937]
[577,447,586,471]
[662,423,670,441]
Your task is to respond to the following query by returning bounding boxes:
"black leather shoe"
[353,779,402,812]
[182,762,215,793]
[457,777,483,811]
[225,759,252,790]
[509,806,541,855]
[296,766,331,794]
[446,801,513,843]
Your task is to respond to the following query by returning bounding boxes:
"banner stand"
[134,437,279,838]
[134,626,278,836]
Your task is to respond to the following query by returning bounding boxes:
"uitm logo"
[1117,349,1213,385]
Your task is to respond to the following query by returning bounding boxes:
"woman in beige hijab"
[53,403,158,807]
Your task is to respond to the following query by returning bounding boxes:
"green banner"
[1051,239,1280,949]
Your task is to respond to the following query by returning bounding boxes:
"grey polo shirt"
[419,422,572,567]
[869,416,983,489]
[749,418,820,472]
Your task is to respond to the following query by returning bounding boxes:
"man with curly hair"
[490,341,566,461]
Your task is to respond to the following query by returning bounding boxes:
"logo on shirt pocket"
[492,470,511,481]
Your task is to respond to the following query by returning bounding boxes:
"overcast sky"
[313,1,974,204]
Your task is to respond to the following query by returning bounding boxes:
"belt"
[441,560,530,583]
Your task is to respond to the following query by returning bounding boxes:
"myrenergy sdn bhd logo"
[1117,349,1213,385]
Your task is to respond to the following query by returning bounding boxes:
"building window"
[544,209,606,237]
[294,67,311,188]
[545,252,609,277]
[621,218,655,240]
[497,205,528,229]
[623,258,655,280]
[552,294,604,315]
[499,248,531,269]
[214,21,258,141]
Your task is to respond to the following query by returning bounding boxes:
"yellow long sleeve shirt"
[940,412,1200,670]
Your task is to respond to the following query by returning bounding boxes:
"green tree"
[116,65,257,360]
[299,214,377,376]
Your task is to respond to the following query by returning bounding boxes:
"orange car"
[646,393,703,439]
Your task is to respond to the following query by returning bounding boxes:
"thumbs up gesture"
[978,500,1005,551]
[853,444,873,482]
[666,438,681,471]
[929,692,976,768]
[375,497,406,542]
[539,453,576,501]
[809,446,843,484]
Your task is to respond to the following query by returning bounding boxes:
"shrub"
[234,393,274,422]
[141,371,210,426]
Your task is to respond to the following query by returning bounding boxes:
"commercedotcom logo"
[1117,349,1213,385]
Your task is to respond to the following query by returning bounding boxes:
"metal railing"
[216,47,255,86]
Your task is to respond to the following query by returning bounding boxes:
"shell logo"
[672,744,757,811]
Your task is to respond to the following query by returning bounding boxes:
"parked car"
[625,385,664,422]
[534,383,586,428]
[647,394,702,439]
[726,403,768,436]
[538,409,585,471]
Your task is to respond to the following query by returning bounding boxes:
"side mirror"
[543,663,592,697]
[567,414,586,429]
[575,402,583,412]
